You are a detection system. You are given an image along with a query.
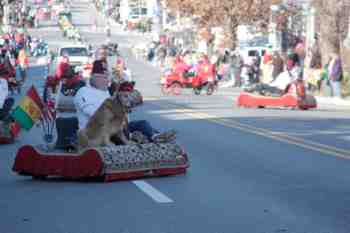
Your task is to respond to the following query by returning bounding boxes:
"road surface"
[1,1,350,233]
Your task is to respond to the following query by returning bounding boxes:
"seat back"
[55,117,79,150]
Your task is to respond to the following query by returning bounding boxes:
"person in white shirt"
[74,63,176,143]
[74,73,110,129]
[244,55,301,96]
[0,76,14,122]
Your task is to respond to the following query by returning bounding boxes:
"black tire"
[170,82,182,95]
[193,87,201,95]
[206,84,214,95]
[32,175,47,180]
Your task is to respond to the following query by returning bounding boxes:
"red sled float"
[237,82,317,110]
[12,143,189,182]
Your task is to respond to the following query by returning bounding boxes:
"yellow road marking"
[143,97,159,101]
[155,101,350,160]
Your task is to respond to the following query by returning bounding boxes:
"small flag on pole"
[11,86,44,131]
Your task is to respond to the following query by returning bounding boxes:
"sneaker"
[130,131,149,144]
[152,130,177,143]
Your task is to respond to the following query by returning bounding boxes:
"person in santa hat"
[92,46,109,76]
[74,48,176,143]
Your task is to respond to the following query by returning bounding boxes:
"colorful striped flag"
[12,86,44,131]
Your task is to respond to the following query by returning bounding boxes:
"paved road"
[2,1,350,233]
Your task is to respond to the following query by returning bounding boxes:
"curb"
[315,96,350,107]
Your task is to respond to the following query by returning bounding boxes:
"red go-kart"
[160,70,217,96]
[237,80,317,110]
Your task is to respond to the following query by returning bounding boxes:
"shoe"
[152,130,177,143]
[130,131,149,144]
[243,86,254,92]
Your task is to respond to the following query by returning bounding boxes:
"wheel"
[161,84,170,95]
[206,84,215,95]
[32,175,47,180]
[193,87,201,95]
[170,82,182,95]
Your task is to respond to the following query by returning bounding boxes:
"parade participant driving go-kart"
[0,49,17,94]
[74,61,176,147]
[55,54,70,80]
[173,55,192,78]
[244,54,301,97]
[44,54,85,103]
[192,52,217,94]
[92,46,109,75]
[112,56,132,83]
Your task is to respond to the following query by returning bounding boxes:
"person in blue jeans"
[127,120,176,143]
[74,55,176,145]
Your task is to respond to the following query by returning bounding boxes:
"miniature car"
[237,81,317,110]
[161,71,217,96]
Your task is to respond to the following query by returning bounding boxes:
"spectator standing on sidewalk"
[261,48,273,84]
[310,35,322,69]
[105,23,111,38]
[272,51,284,80]
[16,48,28,83]
[232,52,243,87]
[328,52,343,98]
[295,41,306,78]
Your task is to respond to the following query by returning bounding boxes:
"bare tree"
[313,0,349,64]
[164,0,271,49]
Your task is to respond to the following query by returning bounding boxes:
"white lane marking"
[133,180,173,203]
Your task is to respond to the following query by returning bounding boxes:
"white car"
[238,46,269,61]
[57,44,92,69]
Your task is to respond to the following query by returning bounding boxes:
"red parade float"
[13,81,190,182]
[237,80,317,110]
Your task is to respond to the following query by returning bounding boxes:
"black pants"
[0,98,14,121]
[246,83,283,96]
[19,67,26,83]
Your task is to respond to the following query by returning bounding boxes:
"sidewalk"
[315,96,350,107]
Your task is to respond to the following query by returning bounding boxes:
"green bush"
[342,71,350,97]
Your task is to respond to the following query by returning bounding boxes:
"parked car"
[238,45,269,61]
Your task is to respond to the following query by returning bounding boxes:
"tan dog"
[77,95,132,150]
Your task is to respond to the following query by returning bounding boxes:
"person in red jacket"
[55,55,70,80]
[195,53,216,86]
[173,55,192,77]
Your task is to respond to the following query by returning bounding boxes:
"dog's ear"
[110,82,121,97]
